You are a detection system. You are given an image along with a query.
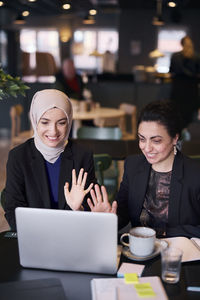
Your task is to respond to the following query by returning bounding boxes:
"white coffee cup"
[120,227,156,257]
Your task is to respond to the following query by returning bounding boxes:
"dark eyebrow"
[138,133,144,137]
[57,118,68,122]
[40,118,49,121]
[138,133,162,139]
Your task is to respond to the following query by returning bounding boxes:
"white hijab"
[30,89,73,163]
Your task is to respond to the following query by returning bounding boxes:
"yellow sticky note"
[134,282,156,298]
[124,273,139,284]
[134,283,152,290]
[136,290,156,298]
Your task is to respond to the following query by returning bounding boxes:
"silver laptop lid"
[15,207,118,274]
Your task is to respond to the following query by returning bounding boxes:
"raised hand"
[64,168,93,211]
[87,184,117,214]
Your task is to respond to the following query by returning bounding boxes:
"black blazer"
[5,138,96,231]
[117,151,200,238]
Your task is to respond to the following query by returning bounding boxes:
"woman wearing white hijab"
[5,89,96,231]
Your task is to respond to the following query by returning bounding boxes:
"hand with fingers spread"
[87,184,117,214]
[64,168,93,211]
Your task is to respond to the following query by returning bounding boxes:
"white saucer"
[122,239,168,261]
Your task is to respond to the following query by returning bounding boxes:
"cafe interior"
[1,1,200,298]
[1,0,200,224]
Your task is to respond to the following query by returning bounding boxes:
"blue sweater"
[45,156,61,209]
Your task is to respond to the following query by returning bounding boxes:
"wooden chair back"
[119,103,137,139]
[10,104,24,138]
[36,52,57,76]
[9,104,32,149]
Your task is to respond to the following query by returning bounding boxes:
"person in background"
[102,50,116,74]
[4,89,96,231]
[54,58,84,100]
[54,58,94,130]
[87,100,200,238]
[169,35,200,137]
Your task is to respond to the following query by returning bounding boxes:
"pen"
[114,286,119,300]
[187,287,200,292]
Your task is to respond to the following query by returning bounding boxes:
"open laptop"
[15,207,118,274]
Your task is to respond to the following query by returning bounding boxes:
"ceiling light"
[89,49,102,57]
[152,15,164,26]
[83,15,95,25]
[63,3,71,10]
[22,11,30,17]
[60,27,72,43]
[14,15,26,25]
[0,1,4,6]
[168,1,176,8]
[89,9,97,16]
[28,0,37,2]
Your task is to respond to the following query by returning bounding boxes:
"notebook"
[15,207,118,274]
[0,278,67,300]
[162,237,200,262]
[91,276,169,300]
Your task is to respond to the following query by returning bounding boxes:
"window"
[156,28,187,73]
[72,29,118,72]
[20,29,60,82]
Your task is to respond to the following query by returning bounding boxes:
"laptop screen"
[15,207,118,274]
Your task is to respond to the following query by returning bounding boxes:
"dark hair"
[180,35,192,46]
[137,100,182,138]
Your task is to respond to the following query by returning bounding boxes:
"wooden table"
[73,107,125,121]
[72,106,125,138]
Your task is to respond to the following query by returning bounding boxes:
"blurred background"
[0,0,200,131]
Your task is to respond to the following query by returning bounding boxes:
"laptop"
[15,207,118,274]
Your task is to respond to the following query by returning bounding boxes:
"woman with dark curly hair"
[88,100,200,238]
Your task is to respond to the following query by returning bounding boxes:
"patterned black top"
[140,168,172,237]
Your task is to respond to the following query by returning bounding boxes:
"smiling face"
[37,107,68,148]
[138,121,178,172]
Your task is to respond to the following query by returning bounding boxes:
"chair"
[77,126,122,202]
[22,52,32,76]
[93,107,124,128]
[77,126,122,140]
[36,52,57,76]
[10,104,33,149]
[93,154,112,186]
[93,153,118,202]
[119,103,137,140]
[93,116,120,128]
[93,104,137,140]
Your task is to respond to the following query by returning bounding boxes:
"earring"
[174,145,177,155]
